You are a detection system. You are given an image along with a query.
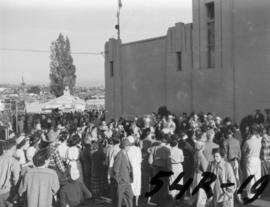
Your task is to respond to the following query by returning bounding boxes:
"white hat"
[127,135,135,144]
[182,134,188,140]
[57,124,65,130]
[215,117,222,123]
[168,115,174,119]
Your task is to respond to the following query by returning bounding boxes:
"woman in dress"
[66,134,84,183]
[90,141,108,199]
[208,148,236,207]
[168,135,184,201]
[126,135,142,206]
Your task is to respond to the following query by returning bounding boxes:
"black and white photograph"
[1,0,270,206]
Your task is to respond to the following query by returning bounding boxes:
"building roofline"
[122,36,166,46]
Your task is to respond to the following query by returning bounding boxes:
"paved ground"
[16,194,270,207]
[82,196,270,207]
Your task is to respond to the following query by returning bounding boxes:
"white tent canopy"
[25,102,44,113]
[42,87,86,112]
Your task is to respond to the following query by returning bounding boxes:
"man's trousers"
[117,183,133,207]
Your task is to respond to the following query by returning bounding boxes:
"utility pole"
[115,0,122,40]
[15,100,18,134]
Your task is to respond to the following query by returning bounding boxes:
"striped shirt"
[48,144,66,173]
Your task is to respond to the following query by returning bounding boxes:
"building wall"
[105,23,194,119]
[164,23,193,114]
[105,0,270,122]
[121,37,167,117]
[104,39,121,119]
[192,0,235,119]
[233,0,270,120]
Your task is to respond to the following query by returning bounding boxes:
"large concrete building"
[104,0,270,122]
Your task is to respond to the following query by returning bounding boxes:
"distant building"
[86,93,105,110]
[104,0,270,122]
[92,94,105,99]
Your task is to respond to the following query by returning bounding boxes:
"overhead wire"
[0,48,103,55]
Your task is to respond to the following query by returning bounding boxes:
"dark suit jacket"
[113,150,132,184]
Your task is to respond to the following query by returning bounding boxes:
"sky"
[0,0,192,87]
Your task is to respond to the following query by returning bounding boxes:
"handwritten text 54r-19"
[145,171,270,205]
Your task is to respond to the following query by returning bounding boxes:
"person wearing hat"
[242,123,262,199]
[113,137,134,207]
[162,115,176,135]
[223,117,233,127]
[126,135,142,206]
[215,116,222,126]
[99,121,108,131]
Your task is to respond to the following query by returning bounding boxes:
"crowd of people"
[1,107,270,207]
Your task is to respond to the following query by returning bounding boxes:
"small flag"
[119,0,122,8]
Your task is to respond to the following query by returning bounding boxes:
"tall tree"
[49,33,76,97]
[27,86,41,95]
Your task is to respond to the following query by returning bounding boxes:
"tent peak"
[63,86,70,96]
